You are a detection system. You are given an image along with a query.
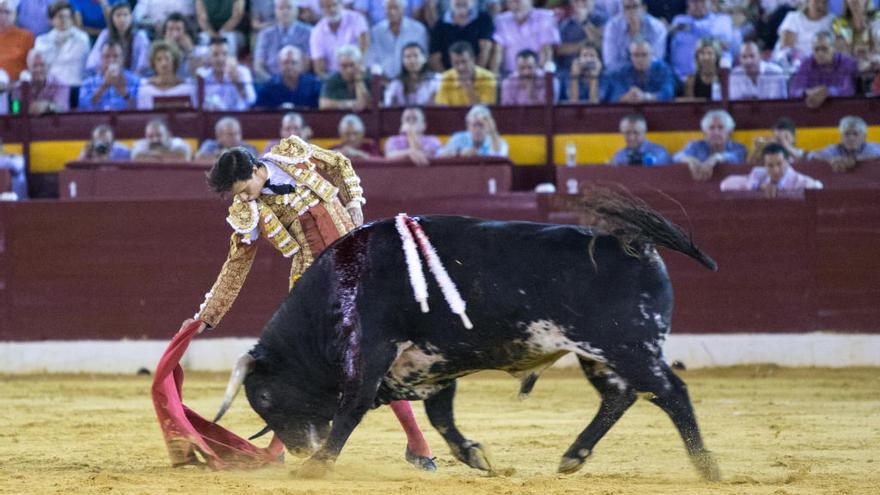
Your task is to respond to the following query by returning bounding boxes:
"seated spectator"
[748,116,805,164]
[0,0,35,82]
[755,0,800,50]
[332,113,379,159]
[197,37,256,111]
[78,124,131,161]
[721,143,823,196]
[262,112,313,154]
[644,0,686,22]
[195,0,246,56]
[297,0,321,24]
[69,0,120,38]
[250,0,275,32]
[253,0,312,82]
[808,115,880,172]
[78,40,140,110]
[0,137,26,199]
[131,118,192,161]
[729,41,788,100]
[137,41,194,110]
[428,0,494,71]
[310,0,369,77]
[500,49,558,105]
[34,1,91,89]
[492,0,560,74]
[789,30,857,108]
[438,104,509,157]
[255,46,322,109]
[319,44,371,110]
[831,0,880,75]
[555,0,604,76]
[563,42,612,103]
[161,13,197,78]
[435,41,497,105]
[607,38,675,103]
[85,3,150,76]
[384,42,439,106]
[18,49,70,114]
[674,109,747,181]
[134,1,196,36]
[384,107,442,165]
[683,38,721,100]
[602,0,667,73]
[609,114,670,166]
[367,0,429,79]
[772,0,835,68]
[16,0,53,37]
[714,0,759,40]
[195,116,256,161]
[669,0,741,81]
[424,0,503,28]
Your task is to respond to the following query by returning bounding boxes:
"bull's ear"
[248,343,266,362]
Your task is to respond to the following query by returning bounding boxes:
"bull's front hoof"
[558,449,591,475]
[692,451,721,482]
[452,441,493,471]
[296,458,333,479]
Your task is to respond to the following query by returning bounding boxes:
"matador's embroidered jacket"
[195,135,365,327]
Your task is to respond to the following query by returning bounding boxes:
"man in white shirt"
[197,37,256,111]
[729,41,788,100]
[133,0,196,34]
[33,2,90,87]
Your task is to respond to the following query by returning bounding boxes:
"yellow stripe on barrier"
[22,127,880,173]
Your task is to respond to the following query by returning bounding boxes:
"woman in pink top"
[137,41,194,109]
[383,107,442,166]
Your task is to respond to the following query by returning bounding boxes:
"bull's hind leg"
[558,357,637,474]
[423,380,494,472]
[637,360,721,481]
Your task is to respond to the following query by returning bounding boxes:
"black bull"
[215,204,721,480]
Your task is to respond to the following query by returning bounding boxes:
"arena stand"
[1,97,879,373]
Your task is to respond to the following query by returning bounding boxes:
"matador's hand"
[347,205,364,226]
[180,318,208,334]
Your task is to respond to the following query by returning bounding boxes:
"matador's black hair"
[206,147,262,193]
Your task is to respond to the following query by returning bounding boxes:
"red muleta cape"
[151,320,284,469]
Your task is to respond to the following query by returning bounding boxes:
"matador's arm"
[195,233,258,328]
[310,147,366,209]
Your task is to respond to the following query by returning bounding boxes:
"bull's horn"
[213,353,255,423]
[248,425,272,440]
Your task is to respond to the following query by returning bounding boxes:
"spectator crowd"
[1,0,879,114]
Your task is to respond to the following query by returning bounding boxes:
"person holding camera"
[131,118,192,161]
[78,124,131,161]
[609,114,670,166]
[565,41,612,103]
[78,40,139,111]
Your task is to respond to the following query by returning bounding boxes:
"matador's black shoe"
[405,446,438,472]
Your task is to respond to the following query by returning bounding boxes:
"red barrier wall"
[1,186,878,341]
[59,157,514,201]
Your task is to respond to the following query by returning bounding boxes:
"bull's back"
[347,216,673,368]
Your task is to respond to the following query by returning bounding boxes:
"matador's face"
[232,165,268,202]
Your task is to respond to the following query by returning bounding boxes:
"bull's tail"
[560,188,717,271]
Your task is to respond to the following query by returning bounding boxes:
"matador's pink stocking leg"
[390,400,437,470]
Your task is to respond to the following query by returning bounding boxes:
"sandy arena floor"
[1,366,878,495]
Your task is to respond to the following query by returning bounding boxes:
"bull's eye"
[259,390,272,408]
